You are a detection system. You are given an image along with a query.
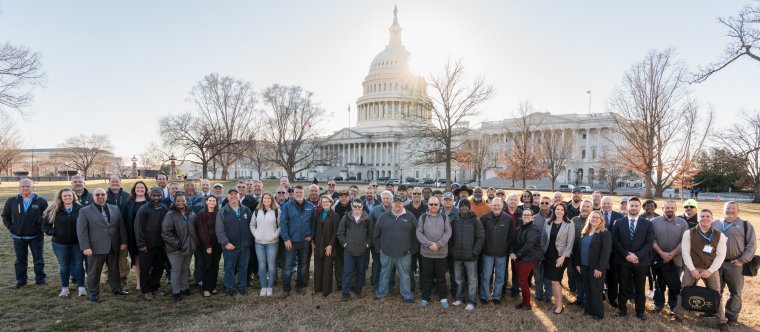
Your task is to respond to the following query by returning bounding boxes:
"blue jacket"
[215,204,253,248]
[279,199,316,242]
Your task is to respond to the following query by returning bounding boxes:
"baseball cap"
[571,187,582,193]
[443,192,454,200]
[392,194,404,202]
[338,191,349,197]
[619,196,630,203]
[227,188,238,194]
[213,183,223,188]
[397,185,407,191]
[495,189,506,195]
[683,199,698,209]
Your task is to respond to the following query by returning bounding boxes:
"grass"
[1,181,758,331]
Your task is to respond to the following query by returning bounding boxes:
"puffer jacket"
[449,211,485,261]
[161,209,198,255]
[337,212,372,256]
[480,211,513,257]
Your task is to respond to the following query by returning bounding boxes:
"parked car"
[577,185,592,193]
[334,176,344,181]
[266,176,277,180]
[422,178,436,184]
[558,184,575,191]
[389,179,401,184]
[527,185,538,190]
[348,176,357,181]
[405,177,417,183]
[378,176,390,182]
[295,176,306,181]
[437,178,448,184]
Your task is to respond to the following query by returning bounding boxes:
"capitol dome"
[356,6,428,131]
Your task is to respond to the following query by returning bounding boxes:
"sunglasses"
[684,206,695,209]
[277,192,286,194]
[428,203,440,206]
[532,194,540,197]
[412,193,422,196]
[351,204,363,208]
[372,185,378,187]
[540,202,550,205]
[94,193,106,197]
[328,184,335,186]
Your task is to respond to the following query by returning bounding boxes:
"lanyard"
[698,228,714,243]
[721,221,735,234]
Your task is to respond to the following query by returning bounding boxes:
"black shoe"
[727,320,739,327]
[510,291,518,298]
[404,298,414,304]
[652,305,663,312]
[226,291,235,297]
[180,289,192,296]
[571,299,584,306]
[14,283,26,289]
[88,294,98,302]
[493,299,501,305]
[636,314,646,321]
[617,310,627,317]
[608,301,618,308]
[515,303,525,309]
[35,281,47,286]
[591,315,602,321]
[480,299,488,305]
[113,290,129,296]
[238,288,247,295]
[173,293,183,302]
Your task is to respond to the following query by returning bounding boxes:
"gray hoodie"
[416,212,452,259]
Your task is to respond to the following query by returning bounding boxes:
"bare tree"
[692,1,760,83]
[455,136,496,186]
[0,114,21,178]
[158,112,219,178]
[714,110,760,203]
[598,152,626,195]
[192,73,257,180]
[496,101,545,189]
[538,129,575,190]
[608,49,712,198]
[261,84,326,180]
[244,138,273,180]
[55,134,114,180]
[0,42,45,117]
[406,58,494,191]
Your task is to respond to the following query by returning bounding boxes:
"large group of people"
[2,175,757,330]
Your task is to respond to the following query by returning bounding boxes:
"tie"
[605,212,610,227]
[101,208,110,226]
[629,219,635,240]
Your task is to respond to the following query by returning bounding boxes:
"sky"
[1,1,758,161]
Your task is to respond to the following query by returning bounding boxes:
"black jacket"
[134,203,169,249]
[611,216,655,267]
[337,212,372,256]
[42,205,81,245]
[2,194,48,237]
[372,209,418,258]
[574,230,612,271]
[106,188,130,211]
[449,211,485,261]
[480,211,513,257]
[512,222,543,262]
[601,210,624,231]
[121,200,148,253]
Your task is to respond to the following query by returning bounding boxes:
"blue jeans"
[342,254,367,295]
[283,241,309,293]
[454,260,478,305]
[376,253,412,300]
[222,246,250,292]
[255,242,278,288]
[13,235,46,284]
[532,261,552,300]
[480,255,506,301]
[51,242,84,287]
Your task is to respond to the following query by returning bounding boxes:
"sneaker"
[404,298,414,304]
[420,299,430,307]
[173,293,183,302]
[78,287,87,297]
[440,299,449,309]
[652,305,663,312]
[465,303,475,311]
[266,288,273,296]
[144,292,154,301]
[260,289,267,297]
[59,288,70,297]
[452,300,463,306]
[645,291,654,300]
[88,294,98,302]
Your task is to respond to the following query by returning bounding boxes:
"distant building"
[8,148,117,178]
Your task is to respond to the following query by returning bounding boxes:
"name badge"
[703,245,713,254]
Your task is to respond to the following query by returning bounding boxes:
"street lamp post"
[169,154,177,180]
[398,167,404,182]
[65,162,70,181]
[130,155,138,178]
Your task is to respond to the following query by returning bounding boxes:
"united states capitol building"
[221,7,624,188]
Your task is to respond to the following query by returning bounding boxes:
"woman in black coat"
[510,209,543,309]
[313,195,341,296]
[121,181,149,291]
[575,210,612,320]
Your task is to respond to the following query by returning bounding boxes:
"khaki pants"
[718,262,744,323]
[680,268,723,322]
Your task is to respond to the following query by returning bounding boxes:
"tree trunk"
[445,159,452,192]
[220,165,229,180]
[550,178,556,191]
[82,168,88,180]
[753,180,760,203]
[643,177,654,199]
[201,163,208,180]
[256,164,262,181]
[287,169,295,182]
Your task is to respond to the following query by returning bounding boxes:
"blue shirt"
[580,234,594,267]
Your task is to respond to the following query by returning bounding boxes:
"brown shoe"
[280,292,291,299]
[341,295,350,302]
[296,288,305,295]
[143,292,154,301]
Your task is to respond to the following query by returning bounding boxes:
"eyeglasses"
[277,192,286,194]
[428,203,440,206]
[540,202,550,205]
[412,193,422,196]
[372,185,378,187]
[94,193,106,197]
[351,204,363,208]
[684,206,695,209]
[532,194,541,197]
[328,184,335,187]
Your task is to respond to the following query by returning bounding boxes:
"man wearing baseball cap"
[680,199,698,229]
[373,194,418,303]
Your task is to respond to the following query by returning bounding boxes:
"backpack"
[741,220,759,277]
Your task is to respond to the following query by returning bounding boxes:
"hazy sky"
[1,1,757,159]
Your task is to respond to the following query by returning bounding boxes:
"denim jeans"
[283,241,309,293]
[13,235,46,284]
[376,253,412,300]
[222,246,250,292]
[532,261,552,300]
[480,255,506,301]
[255,242,278,288]
[342,254,367,295]
[51,242,84,287]
[454,260,478,305]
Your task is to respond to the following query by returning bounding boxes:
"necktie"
[605,212,610,227]
[629,219,635,240]
[101,208,110,226]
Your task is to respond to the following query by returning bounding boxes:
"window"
[592,149,596,159]
[582,133,587,139]
[581,149,586,159]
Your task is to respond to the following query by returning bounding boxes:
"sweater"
[373,209,418,258]
[250,209,280,244]
[416,212,452,259]
[134,204,168,249]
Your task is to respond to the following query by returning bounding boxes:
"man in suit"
[600,196,623,307]
[77,188,129,302]
[611,196,654,320]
